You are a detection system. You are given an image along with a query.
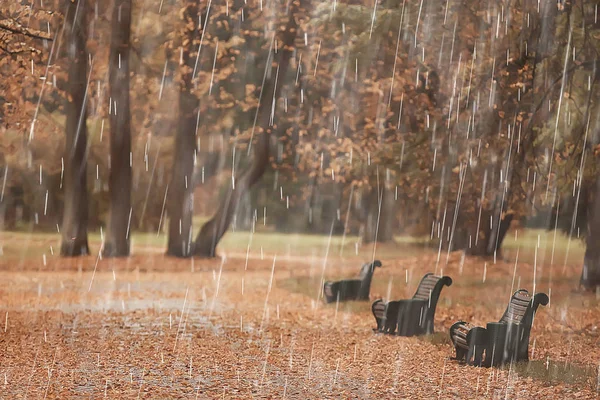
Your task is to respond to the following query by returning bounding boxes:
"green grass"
[0,227,586,302]
[502,229,585,266]
[0,225,433,261]
[278,276,320,298]
[0,227,587,270]
[417,332,451,346]
[511,359,597,390]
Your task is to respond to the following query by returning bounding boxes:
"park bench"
[372,273,453,336]
[323,260,382,303]
[449,289,549,367]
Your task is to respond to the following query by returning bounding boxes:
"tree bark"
[485,212,513,256]
[469,209,513,257]
[60,0,89,256]
[581,174,600,290]
[166,0,201,257]
[193,11,298,257]
[379,185,395,241]
[361,185,395,244]
[438,198,513,257]
[104,0,132,257]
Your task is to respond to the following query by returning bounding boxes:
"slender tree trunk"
[104,0,132,257]
[60,0,89,256]
[166,0,201,257]
[581,174,600,290]
[193,11,298,257]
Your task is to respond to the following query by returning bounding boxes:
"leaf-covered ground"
[1,243,599,398]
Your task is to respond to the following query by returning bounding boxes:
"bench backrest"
[413,272,452,301]
[356,260,382,300]
[359,260,382,280]
[412,273,453,333]
[372,299,386,320]
[371,273,452,335]
[499,289,549,328]
[500,289,531,324]
[498,289,549,361]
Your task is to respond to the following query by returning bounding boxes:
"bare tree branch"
[0,19,53,41]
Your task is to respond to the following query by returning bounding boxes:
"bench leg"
[454,346,467,362]
[384,314,398,335]
[471,345,485,367]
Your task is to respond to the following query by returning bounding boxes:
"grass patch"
[512,359,597,390]
[418,332,451,346]
[503,229,585,266]
[0,228,434,261]
[278,276,319,299]
[0,227,586,275]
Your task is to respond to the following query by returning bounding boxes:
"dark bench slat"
[413,291,433,301]
[450,322,471,350]
[500,292,533,324]
[413,276,442,301]
[453,334,468,349]
[373,303,386,318]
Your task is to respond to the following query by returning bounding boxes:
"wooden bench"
[323,260,382,303]
[449,289,549,367]
[372,273,452,336]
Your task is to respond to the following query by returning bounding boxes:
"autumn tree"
[0,4,58,230]
[193,0,301,257]
[297,0,593,258]
[549,3,600,289]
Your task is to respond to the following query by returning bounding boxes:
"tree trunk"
[104,0,132,257]
[166,0,201,257]
[581,174,600,290]
[379,185,395,241]
[60,0,89,257]
[486,212,513,255]
[469,210,513,257]
[438,200,512,257]
[361,185,395,244]
[193,11,298,257]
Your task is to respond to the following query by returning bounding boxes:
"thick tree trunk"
[486,212,513,255]
[469,210,513,257]
[193,11,298,257]
[581,175,600,290]
[104,0,132,257]
[379,185,395,241]
[60,0,89,256]
[361,185,395,244]
[166,1,201,257]
[438,201,512,257]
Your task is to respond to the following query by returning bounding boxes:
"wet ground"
[1,250,599,399]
